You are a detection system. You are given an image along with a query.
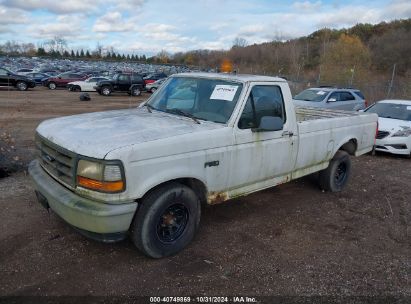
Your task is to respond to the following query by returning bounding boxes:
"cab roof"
[173,72,287,83]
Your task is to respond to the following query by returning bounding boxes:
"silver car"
[293,87,366,111]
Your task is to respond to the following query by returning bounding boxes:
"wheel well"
[140,178,208,206]
[338,139,357,155]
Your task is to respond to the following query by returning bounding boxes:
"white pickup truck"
[29,73,378,258]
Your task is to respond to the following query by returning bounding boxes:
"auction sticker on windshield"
[210,85,239,101]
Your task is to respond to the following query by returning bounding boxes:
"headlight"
[392,128,411,137]
[76,159,125,193]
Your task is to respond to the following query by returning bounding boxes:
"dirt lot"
[0,87,410,299]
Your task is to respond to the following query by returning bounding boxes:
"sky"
[0,0,410,56]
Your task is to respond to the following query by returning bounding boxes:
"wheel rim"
[102,88,110,95]
[335,162,347,186]
[18,82,27,90]
[134,89,140,95]
[49,83,56,89]
[151,88,156,92]
[156,203,189,243]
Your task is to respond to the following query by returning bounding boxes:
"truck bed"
[295,106,361,122]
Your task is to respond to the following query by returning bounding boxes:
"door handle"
[282,131,294,137]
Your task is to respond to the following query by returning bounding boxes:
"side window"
[328,92,340,102]
[0,69,8,76]
[118,75,129,82]
[341,92,355,101]
[238,85,285,130]
[132,75,142,82]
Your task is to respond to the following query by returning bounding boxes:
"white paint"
[35,72,379,204]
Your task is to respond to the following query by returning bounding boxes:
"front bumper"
[29,160,138,239]
[375,137,411,155]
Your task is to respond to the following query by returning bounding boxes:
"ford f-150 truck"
[29,73,378,258]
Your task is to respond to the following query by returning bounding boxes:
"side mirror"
[252,116,283,132]
[327,98,337,102]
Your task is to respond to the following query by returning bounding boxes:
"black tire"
[151,87,157,93]
[16,81,28,91]
[131,86,141,96]
[130,182,201,258]
[319,151,351,192]
[48,82,56,90]
[101,86,111,96]
[73,85,81,92]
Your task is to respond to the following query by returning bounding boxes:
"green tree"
[37,47,47,56]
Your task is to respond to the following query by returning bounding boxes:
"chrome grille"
[35,134,76,188]
[376,130,390,139]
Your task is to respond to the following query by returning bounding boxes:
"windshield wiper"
[166,108,201,124]
[144,103,155,113]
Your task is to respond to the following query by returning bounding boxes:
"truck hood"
[36,108,225,159]
[378,116,411,133]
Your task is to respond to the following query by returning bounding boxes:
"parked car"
[29,72,378,258]
[0,67,36,91]
[67,77,110,92]
[94,73,145,96]
[143,72,167,85]
[45,72,88,89]
[364,99,411,156]
[145,77,166,93]
[293,87,366,111]
[26,72,51,85]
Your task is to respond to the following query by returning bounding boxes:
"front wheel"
[16,81,28,91]
[319,151,351,192]
[48,82,56,90]
[130,183,201,258]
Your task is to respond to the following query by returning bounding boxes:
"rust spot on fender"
[207,192,229,205]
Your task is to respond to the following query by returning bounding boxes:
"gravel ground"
[0,87,409,300]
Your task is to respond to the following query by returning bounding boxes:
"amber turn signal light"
[77,176,124,192]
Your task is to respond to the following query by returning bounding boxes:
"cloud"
[383,0,411,19]
[0,5,29,24]
[2,0,96,14]
[293,1,322,11]
[28,15,85,38]
[114,0,145,11]
[92,11,136,32]
[315,6,381,28]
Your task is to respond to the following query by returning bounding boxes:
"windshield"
[365,103,411,121]
[294,89,328,102]
[147,77,243,124]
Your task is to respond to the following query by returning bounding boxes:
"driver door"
[228,84,297,190]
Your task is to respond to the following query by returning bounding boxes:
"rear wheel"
[101,86,111,96]
[151,87,157,93]
[16,81,28,91]
[130,182,201,258]
[73,85,81,92]
[319,151,351,192]
[48,82,56,90]
[131,86,141,96]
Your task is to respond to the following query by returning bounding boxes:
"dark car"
[143,72,167,85]
[94,73,145,96]
[0,67,36,91]
[45,72,88,89]
[26,72,51,85]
